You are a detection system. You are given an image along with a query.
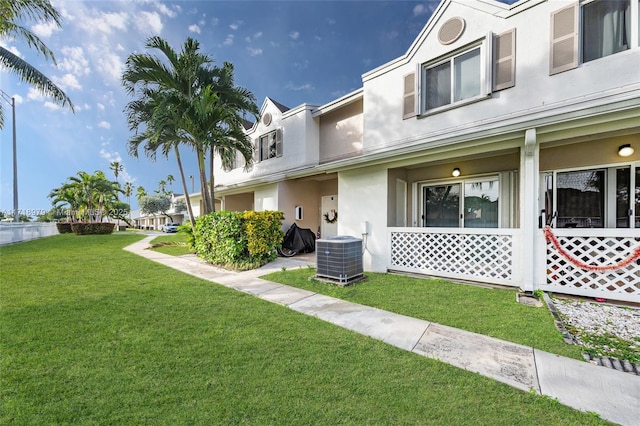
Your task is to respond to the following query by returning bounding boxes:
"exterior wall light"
[618,144,634,157]
[452,167,461,177]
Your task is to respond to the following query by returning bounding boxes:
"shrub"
[70,222,115,235]
[178,222,195,250]
[55,222,73,234]
[195,210,284,270]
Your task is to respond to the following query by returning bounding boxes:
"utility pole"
[1,90,18,222]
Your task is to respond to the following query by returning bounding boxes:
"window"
[542,165,638,228]
[403,31,515,118]
[421,177,499,228]
[582,0,631,63]
[550,0,631,74]
[257,129,282,162]
[423,46,483,112]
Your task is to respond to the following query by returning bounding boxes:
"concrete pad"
[535,350,640,426]
[258,286,316,306]
[290,294,430,351]
[413,323,538,392]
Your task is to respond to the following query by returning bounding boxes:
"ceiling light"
[618,144,634,157]
[452,167,461,177]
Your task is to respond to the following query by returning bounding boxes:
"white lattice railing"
[540,228,640,303]
[388,228,520,286]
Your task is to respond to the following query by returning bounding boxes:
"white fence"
[388,227,520,287]
[0,222,59,246]
[539,228,640,303]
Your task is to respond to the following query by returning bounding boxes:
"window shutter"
[550,3,578,75]
[493,29,516,91]
[402,72,416,119]
[253,138,260,162]
[276,128,283,157]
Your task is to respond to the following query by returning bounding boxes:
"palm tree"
[136,186,147,204]
[124,88,196,227]
[0,0,73,128]
[121,36,258,216]
[109,161,123,182]
[124,181,133,223]
[166,174,175,192]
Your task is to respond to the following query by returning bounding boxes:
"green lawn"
[261,269,584,360]
[149,233,194,256]
[0,235,608,424]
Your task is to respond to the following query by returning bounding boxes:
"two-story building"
[207,0,639,303]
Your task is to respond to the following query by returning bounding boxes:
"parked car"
[163,223,180,233]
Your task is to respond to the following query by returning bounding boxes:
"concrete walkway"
[125,236,640,426]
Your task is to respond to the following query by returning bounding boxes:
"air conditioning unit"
[316,236,363,285]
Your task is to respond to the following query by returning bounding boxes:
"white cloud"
[136,11,163,35]
[98,121,111,129]
[285,82,314,92]
[223,34,234,46]
[53,73,82,91]
[211,17,219,26]
[293,60,308,70]
[97,103,105,111]
[59,46,90,76]
[247,47,262,56]
[27,88,44,101]
[152,1,177,18]
[115,43,125,52]
[289,31,300,40]
[413,3,434,16]
[96,52,124,83]
[44,102,61,111]
[79,11,128,34]
[31,20,59,38]
[230,21,243,30]
[188,24,201,33]
[245,32,263,43]
[13,94,24,105]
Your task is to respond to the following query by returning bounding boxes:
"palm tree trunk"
[174,145,196,228]
[209,145,216,212]
[196,146,212,215]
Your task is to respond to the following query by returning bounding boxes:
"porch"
[388,226,640,303]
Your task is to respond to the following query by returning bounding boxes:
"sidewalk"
[125,236,640,426]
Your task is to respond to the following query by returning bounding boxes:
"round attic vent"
[262,112,272,126]
[438,17,465,45]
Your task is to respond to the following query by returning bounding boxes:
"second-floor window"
[258,129,282,161]
[583,0,631,62]
[422,45,484,113]
[550,0,633,74]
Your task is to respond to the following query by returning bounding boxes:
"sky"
[0,0,446,217]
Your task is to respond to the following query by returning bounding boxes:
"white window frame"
[580,0,632,64]
[540,162,638,228]
[258,129,282,162]
[419,36,491,116]
[418,174,501,228]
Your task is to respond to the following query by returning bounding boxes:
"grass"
[148,233,194,256]
[261,268,585,360]
[0,235,610,424]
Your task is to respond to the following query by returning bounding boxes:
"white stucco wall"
[338,165,388,273]
[215,101,320,187]
[362,0,640,153]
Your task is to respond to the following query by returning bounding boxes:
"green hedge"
[195,210,284,270]
[55,222,73,234]
[70,222,115,235]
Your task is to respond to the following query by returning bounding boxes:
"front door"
[321,195,338,238]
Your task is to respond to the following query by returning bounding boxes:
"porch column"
[520,129,539,292]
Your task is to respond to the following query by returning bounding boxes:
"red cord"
[543,226,640,272]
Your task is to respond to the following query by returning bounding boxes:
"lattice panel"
[390,231,514,282]
[545,235,640,297]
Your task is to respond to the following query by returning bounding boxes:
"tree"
[0,0,74,128]
[166,174,175,192]
[156,179,167,194]
[136,186,147,204]
[124,181,133,222]
[139,194,173,220]
[122,36,258,218]
[49,170,124,223]
[110,161,123,182]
